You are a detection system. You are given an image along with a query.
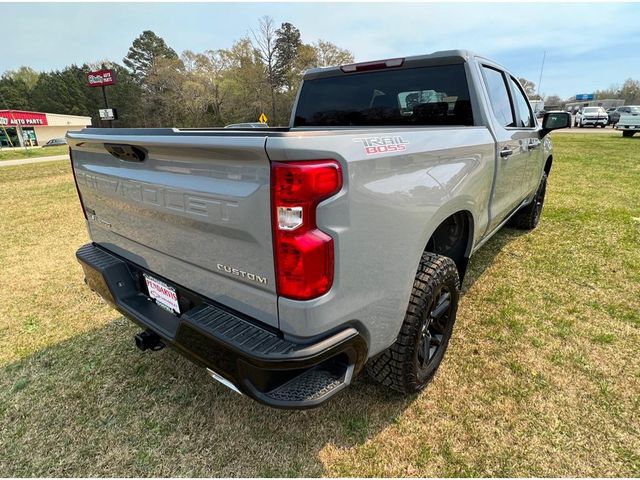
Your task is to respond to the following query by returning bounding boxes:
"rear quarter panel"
[267,127,495,356]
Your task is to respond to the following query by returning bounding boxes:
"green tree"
[1,20,357,129]
[251,16,279,122]
[312,40,354,67]
[181,50,228,126]
[0,75,33,110]
[595,85,620,100]
[619,78,640,104]
[218,38,268,124]
[544,95,563,107]
[142,56,184,127]
[518,77,537,97]
[30,65,92,116]
[274,22,302,91]
[5,66,40,90]
[123,30,178,84]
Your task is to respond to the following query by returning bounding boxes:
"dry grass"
[0,133,639,477]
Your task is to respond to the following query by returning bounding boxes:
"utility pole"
[101,85,112,128]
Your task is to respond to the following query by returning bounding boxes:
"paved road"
[0,154,68,167]
[551,113,620,134]
[554,126,619,135]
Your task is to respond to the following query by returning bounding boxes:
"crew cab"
[615,105,640,137]
[574,106,608,128]
[68,50,570,409]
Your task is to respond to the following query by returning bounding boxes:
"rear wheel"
[366,252,460,393]
[508,172,547,230]
[623,131,635,137]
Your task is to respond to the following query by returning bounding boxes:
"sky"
[2,2,640,99]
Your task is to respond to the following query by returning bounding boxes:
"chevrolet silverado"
[68,50,570,408]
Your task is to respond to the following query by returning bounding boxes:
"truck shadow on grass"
[1,228,524,477]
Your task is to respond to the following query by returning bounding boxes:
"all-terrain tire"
[508,172,547,230]
[366,252,460,393]
[622,131,635,137]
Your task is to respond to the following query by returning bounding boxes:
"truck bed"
[68,125,495,342]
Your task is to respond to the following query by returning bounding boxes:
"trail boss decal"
[354,136,409,155]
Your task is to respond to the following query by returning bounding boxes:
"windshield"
[294,64,474,127]
[583,107,601,113]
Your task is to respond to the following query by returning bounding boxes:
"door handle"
[104,143,147,162]
[528,141,541,151]
[500,148,513,158]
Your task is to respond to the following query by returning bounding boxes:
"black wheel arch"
[425,210,474,282]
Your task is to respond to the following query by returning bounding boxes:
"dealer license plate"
[143,274,180,315]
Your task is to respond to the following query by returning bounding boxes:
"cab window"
[481,66,515,127]
[509,77,535,127]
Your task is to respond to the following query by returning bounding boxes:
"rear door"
[480,65,531,230]
[68,131,279,327]
[507,75,543,197]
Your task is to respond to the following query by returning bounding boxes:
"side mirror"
[540,111,571,137]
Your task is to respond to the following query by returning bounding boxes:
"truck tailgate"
[67,131,278,327]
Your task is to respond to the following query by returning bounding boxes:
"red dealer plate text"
[143,274,180,315]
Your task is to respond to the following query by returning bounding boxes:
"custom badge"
[353,136,409,155]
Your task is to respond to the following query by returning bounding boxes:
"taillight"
[69,147,87,220]
[271,160,342,300]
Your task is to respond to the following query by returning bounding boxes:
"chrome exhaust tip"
[206,368,243,395]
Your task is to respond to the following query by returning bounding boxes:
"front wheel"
[508,172,548,230]
[622,131,636,137]
[366,253,460,393]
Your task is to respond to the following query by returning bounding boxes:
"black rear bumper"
[76,243,368,409]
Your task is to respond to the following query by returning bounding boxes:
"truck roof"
[303,49,494,81]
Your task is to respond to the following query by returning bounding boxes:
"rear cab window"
[481,66,515,128]
[509,77,535,128]
[294,64,474,127]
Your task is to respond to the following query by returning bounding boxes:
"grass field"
[0,145,68,161]
[0,133,639,476]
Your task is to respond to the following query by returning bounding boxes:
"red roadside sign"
[0,110,48,126]
[87,69,116,87]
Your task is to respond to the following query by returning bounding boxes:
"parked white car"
[574,106,608,128]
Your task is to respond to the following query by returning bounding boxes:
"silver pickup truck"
[615,105,640,137]
[68,50,570,408]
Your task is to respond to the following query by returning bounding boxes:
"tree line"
[3,21,639,127]
[517,77,640,108]
[0,17,353,128]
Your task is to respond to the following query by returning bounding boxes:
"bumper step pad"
[267,367,345,403]
[184,304,296,357]
[76,243,367,409]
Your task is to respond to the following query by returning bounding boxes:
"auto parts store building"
[0,110,91,147]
